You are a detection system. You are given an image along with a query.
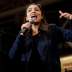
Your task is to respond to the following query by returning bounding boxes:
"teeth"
[31,16,37,18]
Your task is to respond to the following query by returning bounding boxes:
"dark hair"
[23,3,48,32]
[25,3,43,16]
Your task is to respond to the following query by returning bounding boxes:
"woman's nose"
[31,9,35,13]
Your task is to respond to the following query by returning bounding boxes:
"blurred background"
[0,0,72,71]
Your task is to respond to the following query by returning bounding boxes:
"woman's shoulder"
[48,24,62,32]
[40,23,63,35]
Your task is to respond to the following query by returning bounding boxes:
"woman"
[8,3,70,72]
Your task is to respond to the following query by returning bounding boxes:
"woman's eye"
[28,9,31,12]
[27,8,40,12]
[35,8,40,11]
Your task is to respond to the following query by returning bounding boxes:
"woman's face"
[26,4,43,23]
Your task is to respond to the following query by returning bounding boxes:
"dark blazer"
[8,24,71,72]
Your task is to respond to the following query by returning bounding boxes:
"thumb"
[59,10,63,18]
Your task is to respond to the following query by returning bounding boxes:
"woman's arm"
[8,33,25,59]
[63,29,72,42]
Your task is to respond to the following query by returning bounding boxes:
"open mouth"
[31,16,37,18]
[31,16,37,22]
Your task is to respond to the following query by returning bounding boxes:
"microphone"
[20,16,36,35]
[20,27,28,35]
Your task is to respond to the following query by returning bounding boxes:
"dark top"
[8,24,72,72]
